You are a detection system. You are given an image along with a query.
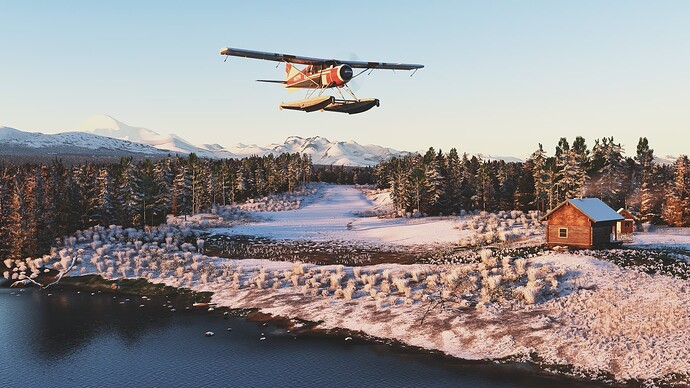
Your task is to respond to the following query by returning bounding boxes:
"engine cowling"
[325,64,353,86]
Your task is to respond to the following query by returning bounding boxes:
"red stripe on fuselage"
[284,65,347,89]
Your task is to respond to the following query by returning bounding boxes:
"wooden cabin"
[616,208,635,242]
[616,208,635,234]
[542,198,624,249]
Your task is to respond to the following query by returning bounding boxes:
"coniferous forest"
[0,153,311,260]
[375,136,689,226]
[1,136,689,261]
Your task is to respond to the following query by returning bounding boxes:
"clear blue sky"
[2,1,689,158]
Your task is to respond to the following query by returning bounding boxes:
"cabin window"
[558,228,568,238]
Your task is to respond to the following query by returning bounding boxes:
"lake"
[0,288,599,387]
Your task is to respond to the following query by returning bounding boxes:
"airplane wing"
[220,47,423,70]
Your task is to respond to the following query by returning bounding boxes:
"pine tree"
[234,166,247,203]
[409,157,426,215]
[498,162,519,210]
[91,166,116,225]
[421,148,444,214]
[572,136,590,172]
[117,158,144,227]
[21,170,40,258]
[592,137,626,207]
[0,166,13,258]
[475,158,497,211]
[445,148,464,214]
[461,154,478,210]
[300,153,312,184]
[636,137,658,222]
[152,158,174,223]
[172,164,192,216]
[72,164,96,227]
[527,144,549,212]
[557,148,587,200]
[36,165,58,253]
[6,180,25,259]
[662,155,690,226]
[287,155,300,192]
[514,161,535,211]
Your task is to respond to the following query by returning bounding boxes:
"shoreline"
[20,273,616,387]
[3,185,690,385]
[6,250,690,386]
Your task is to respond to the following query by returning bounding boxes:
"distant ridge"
[0,125,168,157]
[79,115,236,159]
[2,115,531,165]
[77,115,414,166]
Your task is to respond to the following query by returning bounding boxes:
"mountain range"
[12,114,671,166]
[0,125,168,157]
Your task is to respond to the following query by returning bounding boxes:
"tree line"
[374,137,690,226]
[2,136,688,261]
[0,153,312,260]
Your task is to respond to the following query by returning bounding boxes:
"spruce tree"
[116,158,144,227]
[91,166,116,225]
[662,156,690,226]
[527,144,549,212]
[636,137,657,222]
[152,158,174,223]
[172,164,192,216]
[6,180,25,260]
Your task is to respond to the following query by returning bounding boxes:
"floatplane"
[220,47,423,114]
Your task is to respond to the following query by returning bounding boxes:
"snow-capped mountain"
[0,126,168,157]
[654,155,677,165]
[77,115,411,166]
[79,115,237,159]
[476,154,523,163]
[270,136,412,166]
[2,115,525,165]
[226,135,412,166]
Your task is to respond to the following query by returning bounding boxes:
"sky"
[1,1,689,158]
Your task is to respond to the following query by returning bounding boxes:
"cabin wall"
[545,203,592,247]
[620,220,634,234]
[591,221,617,246]
[546,225,591,247]
[548,203,591,227]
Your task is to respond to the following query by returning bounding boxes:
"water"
[0,288,598,387]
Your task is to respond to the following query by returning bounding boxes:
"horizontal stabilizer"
[256,79,285,84]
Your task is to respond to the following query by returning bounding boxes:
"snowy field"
[8,228,688,383]
[6,186,690,384]
[628,229,690,251]
[202,254,690,383]
[210,185,543,247]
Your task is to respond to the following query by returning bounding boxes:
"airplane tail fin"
[285,63,300,80]
[285,63,301,93]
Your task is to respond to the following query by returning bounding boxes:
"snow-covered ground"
[210,185,543,247]
[202,254,690,382]
[628,229,690,250]
[9,226,687,383]
[212,185,466,245]
[7,187,690,383]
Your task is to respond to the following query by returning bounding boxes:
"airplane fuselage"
[286,64,353,89]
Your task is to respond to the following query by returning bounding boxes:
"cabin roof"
[617,208,636,220]
[543,198,624,223]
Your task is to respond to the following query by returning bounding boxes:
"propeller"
[336,51,362,94]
